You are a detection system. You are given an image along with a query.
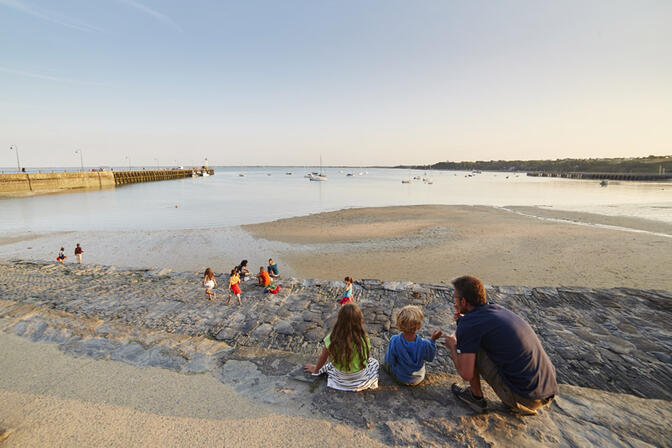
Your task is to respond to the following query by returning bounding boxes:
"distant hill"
[398,155,672,174]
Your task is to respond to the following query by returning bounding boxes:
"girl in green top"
[305,303,379,391]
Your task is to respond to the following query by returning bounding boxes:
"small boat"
[191,171,198,178]
[600,180,608,187]
[346,173,354,177]
[286,172,292,175]
[201,171,210,177]
[309,155,328,181]
[401,179,412,184]
[238,173,245,177]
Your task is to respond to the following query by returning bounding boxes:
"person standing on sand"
[74,243,83,264]
[445,275,557,415]
[228,267,242,306]
[56,247,66,263]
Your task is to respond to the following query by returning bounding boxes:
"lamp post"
[74,149,84,171]
[9,145,21,173]
[154,158,159,170]
[125,156,131,171]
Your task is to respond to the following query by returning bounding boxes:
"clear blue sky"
[1,0,671,167]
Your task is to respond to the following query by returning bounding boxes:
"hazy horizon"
[2,0,671,168]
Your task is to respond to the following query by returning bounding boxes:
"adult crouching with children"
[445,275,557,415]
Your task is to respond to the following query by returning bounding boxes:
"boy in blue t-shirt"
[385,305,443,385]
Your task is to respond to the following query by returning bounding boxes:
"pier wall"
[0,171,115,197]
[527,171,672,181]
[0,169,214,198]
[113,169,212,185]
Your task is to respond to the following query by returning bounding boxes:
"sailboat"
[309,156,328,181]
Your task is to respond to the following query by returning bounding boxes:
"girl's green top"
[323,333,370,373]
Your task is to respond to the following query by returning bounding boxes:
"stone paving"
[1,260,670,400]
[1,259,672,447]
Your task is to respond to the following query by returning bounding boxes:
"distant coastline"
[397,154,672,175]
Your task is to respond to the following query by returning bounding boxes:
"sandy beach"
[243,205,672,290]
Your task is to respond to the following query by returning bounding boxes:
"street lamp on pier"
[9,145,21,173]
[125,156,131,171]
[154,158,159,170]
[74,149,84,171]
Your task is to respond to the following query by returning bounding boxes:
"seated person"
[237,259,251,280]
[257,266,271,287]
[304,303,379,391]
[385,305,442,385]
[267,258,280,278]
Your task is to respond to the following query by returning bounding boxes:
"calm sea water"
[1,167,671,234]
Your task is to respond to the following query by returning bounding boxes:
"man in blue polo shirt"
[444,276,557,415]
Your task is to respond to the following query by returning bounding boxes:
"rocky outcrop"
[1,260,671,447]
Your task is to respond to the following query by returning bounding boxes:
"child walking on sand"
[384,305,442,385]
[203,267,217,300]
[339,276,354,305]
[56,247,66,263]
[304,303,379,391]
[228,267,242,306]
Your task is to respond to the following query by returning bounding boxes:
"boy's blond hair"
[396,305,423,333]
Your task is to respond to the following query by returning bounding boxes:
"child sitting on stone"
[257,266,271,287]
[384,305,442,385]
[304,303,379,391]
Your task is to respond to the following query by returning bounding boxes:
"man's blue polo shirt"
[456,303,558,400]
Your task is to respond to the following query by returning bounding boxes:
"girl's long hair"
[204,267,214,279]
[328,303,369,371]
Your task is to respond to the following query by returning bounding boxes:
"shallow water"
[1,167,670,234]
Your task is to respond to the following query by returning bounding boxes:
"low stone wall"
[0,171,115,197]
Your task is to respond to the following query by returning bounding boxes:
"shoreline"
[2,204,672,290]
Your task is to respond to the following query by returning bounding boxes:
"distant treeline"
[397,155,672,174]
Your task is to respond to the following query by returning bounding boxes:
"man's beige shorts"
[476,349,554,414]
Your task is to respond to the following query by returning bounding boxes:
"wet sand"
[243,205,672,290]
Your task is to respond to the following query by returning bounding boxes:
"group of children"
[204,265,438,392]
[56,244,84,264]
[202,258,281,305]
[304,301,442,391]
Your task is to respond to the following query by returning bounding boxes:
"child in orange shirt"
[257,266,271,287]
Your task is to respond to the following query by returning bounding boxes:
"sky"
[1,0,671,168]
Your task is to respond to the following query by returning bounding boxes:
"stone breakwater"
[1,260,671,447]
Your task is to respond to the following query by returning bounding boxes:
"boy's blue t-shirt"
[268,264,279,275]
[456,303,558,400]
[385,334,437,384]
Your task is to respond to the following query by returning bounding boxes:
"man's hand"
[453,312,463,322]
[431,329,443,340]
[445,334,457,350]
[304,364,318,374]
